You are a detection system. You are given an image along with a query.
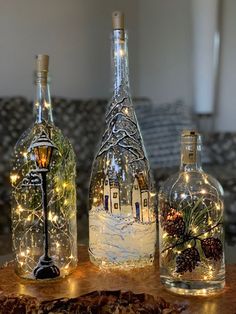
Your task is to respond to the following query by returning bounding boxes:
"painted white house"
[131,175,150,222]
[103,173,150,222]
[103,174,120,214]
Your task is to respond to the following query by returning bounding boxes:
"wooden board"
[0,245,235,313]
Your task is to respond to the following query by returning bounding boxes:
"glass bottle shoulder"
[160,169,224,199]
[14,122,74,157]
[11,122,76,178]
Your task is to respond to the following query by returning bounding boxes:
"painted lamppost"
[30,131,60,279]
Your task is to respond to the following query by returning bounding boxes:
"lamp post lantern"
[30,131,60,279]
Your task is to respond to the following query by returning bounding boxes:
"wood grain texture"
[0,245,235,314]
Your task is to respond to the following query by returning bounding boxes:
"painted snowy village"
[89,96,156,264]
[102,172,153,223]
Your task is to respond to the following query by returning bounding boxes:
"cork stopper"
[181,130,200,164]
[36,54,49,72]
[182,130,199,139]
[112,11,125,30]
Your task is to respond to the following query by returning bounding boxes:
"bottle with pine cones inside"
[158,130,225,295]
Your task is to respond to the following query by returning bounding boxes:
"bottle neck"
[111,30,130,97]
[34,72,53,124]
[180,137,202,172]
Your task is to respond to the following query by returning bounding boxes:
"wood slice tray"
[0,245,235,313]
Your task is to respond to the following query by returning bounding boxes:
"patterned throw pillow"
[135,100,196,169]
[0,97,32,234]
[52,97,107,216]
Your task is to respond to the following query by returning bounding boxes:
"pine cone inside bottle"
[162,208,185,237]
[201,237,223,261]
[176,248,200,274]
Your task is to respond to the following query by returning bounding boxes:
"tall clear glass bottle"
[159,130,225,295]
[89,12,156,269]
[11,55,77,280]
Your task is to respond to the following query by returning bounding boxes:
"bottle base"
[15,264,77,281]
[89,249,154,270]
[161,276,225,296]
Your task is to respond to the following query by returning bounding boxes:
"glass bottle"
[89,12,156,269]
[11,55,77,280]
[159,130,225,295]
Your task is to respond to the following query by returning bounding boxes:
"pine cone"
[176,248,200,274]
[201,237,223,261]
[162,208,185,237]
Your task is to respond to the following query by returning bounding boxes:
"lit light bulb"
[44,102,51,108]
[119,49,125,57]
[17,205,24,213]
[48,212,53,221]
[185,173,189,183]
[163,232,168,239]
[53,215,58,222]
[10,174,19,184]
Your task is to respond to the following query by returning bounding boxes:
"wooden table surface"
[0,245,235,314]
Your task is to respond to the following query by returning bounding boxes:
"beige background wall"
[215,0,236,131]
[0,0,235,131]
[137,0,192,108]
[0,0,139,99]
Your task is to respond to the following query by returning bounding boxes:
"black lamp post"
[30,131,60,279]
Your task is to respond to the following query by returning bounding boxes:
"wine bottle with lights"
[11,55,77,280]
[159,130,225,295]
[89,12,157,269]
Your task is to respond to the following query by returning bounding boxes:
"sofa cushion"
[136,101,198,169]
[0,97,31,234]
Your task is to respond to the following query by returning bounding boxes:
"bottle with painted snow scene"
[89,11,157,269]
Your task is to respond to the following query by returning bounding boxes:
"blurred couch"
[0,97,235,245]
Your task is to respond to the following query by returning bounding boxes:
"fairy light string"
[11,123,77,278]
